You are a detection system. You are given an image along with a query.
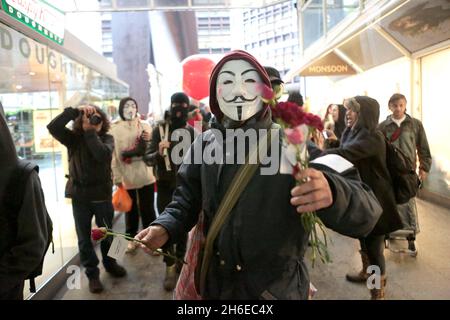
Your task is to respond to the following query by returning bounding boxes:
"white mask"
[123,100,137,120]
[216,59,263,121]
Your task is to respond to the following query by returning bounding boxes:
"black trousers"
[125,183,156,238]
[72,199,116,279]
[360,234,386,275]
[157,180,187,267]
[0,281,24,300]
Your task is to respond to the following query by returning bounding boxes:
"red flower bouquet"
[263,87,331,266]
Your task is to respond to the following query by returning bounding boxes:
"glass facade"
[0,21,128,298]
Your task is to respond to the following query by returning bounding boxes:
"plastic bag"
[112,186,132,212]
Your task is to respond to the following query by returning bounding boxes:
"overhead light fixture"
[29,71,36,76]
[15,85,23,90]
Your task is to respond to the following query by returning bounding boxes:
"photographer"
[47,105,127,294]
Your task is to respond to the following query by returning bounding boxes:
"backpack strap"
[198,124,278,296]
[390,126,402,143]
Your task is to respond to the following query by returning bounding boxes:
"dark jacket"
[47,107,114,201]
[143,121,195,188]
[324,96,402,236]
[378,114,432,172]
[0,110,50,293]
[152,111,382,300]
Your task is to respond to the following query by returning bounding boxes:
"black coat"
[153,112,383,300]
[47,107,114,202]
[324,96,402,236]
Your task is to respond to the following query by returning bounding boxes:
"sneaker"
[88,277,104,294]
[105,262,127,278]
[126,241,137,254]
[408,240,417,252]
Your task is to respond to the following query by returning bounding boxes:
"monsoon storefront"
[0,0,128,298]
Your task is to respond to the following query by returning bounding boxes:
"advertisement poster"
[33,109,62,153]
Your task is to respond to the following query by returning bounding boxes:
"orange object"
[112,186,132,212]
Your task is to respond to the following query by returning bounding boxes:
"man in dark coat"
[323,96,403,300]
[136,51,382,300]
[143,92,196,291]
[378,93,432,252]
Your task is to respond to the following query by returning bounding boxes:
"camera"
[80,110,102,125]
[88,114,102,125]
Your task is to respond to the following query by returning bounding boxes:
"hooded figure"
[110,97,156,253]
[136,51,383,300]
[323,96,403,300]
[169,92,190,130]
[0,104,51,300]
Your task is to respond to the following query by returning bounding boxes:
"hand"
[159,140,170,156]
[419,169,428,182]
[326,130,337,141]
[78,105,96,117]
[135,225,169,254]
[291,168,333,213]
[141,130,151,142]
[79,105,101,132]
[312,129,324,150]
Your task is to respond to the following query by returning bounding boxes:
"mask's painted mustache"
[222,95,257,103]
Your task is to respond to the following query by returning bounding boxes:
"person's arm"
[0,171,50,289]
[143,125,163,166]
[415,120,432,175]
[46,107,79,147]
[84,131,114,163]
[324,130,381,163]
[135,135,204,250]
[315,165,382,238]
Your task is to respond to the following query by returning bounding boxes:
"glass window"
[0,22,128,298]
[337,28,403,70]
[303,0,324,49]
[326,0,360,31]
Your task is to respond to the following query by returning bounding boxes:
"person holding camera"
[110,97,156,253]
[47,105,127,294]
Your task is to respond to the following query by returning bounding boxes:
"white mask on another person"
[216,59,263,121]
[123,100,137,120]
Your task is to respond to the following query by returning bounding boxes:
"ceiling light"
[15,85,23,90]
[29,71,36,76]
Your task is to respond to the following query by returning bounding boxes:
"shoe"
[370,276,387,300]
[346,250,370,283]
[105,262,127,278]
[163,264,179,291]
[126,241,137,254]
[88,277,104,294]
[408,239,416,252]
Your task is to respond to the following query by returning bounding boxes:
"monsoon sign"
[1,0,65,45]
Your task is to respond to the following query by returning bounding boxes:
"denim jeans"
[72,199,117,279]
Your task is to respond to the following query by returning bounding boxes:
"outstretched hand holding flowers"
[91,227,186,264]
[261,85,332,267]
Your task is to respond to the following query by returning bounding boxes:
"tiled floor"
[54,199,450,300]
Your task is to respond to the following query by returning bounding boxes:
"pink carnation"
[285,126,305,145]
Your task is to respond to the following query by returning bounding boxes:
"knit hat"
[118,97,139,120]
[171,92,190,107]
[209,50,271,122]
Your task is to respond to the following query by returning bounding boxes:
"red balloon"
[182,55,216,101]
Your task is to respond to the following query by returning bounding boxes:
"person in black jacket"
[47,105,126,294]
[135,50,383,300]
[0,104,52,300]
[143,92,196,291]
[322,96,403,300]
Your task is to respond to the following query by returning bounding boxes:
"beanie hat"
[118,97,139,120]
[209,50,271,121]
[171,92,190,106]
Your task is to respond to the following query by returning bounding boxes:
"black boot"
[346,250,370,283]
